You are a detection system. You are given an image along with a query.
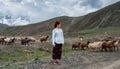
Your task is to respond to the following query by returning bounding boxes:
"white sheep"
[88,42,103,51]
[4,38,11,43]
[113,40,120,51]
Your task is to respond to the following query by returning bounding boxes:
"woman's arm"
[61,30,64,45]
[52,30,55,46]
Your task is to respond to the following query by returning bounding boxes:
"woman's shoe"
[53,60,59,65]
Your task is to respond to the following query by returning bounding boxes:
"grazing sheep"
[88,42,103,51]
[19,37,36,45]
[28,37,36,42]
[21,38,31,46]
[101,40,116,51]
[4,37,16,44]
[113,40,120,51]
[40,36,49,42]
[0,38,5,44]
[15,37,22,43]
[16,37,23,41]
[72,43,81,50]
[4,38,11,43]
[80,41,90,50]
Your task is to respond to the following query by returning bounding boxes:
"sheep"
[113,40,120,51]
[30,37,36,42]
[4,37,16,44]
[14,37,22,43]
[27,37,36,42]
[88,42,103,51]
[16,37,22,41]
[72,43,81,50]
[101,40,116,51]
[4,38,11,43]
[21,37,26,40]
[19,37,36,45]
[0,38,5,44]
[80,41,90,50]
[21,38,31,46]
[40,36,49,42]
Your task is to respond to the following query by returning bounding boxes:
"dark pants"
[52,43,62,60]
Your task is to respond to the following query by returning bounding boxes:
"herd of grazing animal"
[72,40,120,51]
[0,37,16,44]
[0,35,49,45]
[0,35,119,52]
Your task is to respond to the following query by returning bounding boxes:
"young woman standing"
[52,21,64,64]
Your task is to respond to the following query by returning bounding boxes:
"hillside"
[0,1,120,36]
[0,16,73,36]
[70,1,120,31]
[0,23,8,29]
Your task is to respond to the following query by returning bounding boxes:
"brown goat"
[101,40,116,51]
[40,36,49,42]
[80,41,90,50]
[72,43,81,50]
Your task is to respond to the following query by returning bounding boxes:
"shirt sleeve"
[52,30,55,46]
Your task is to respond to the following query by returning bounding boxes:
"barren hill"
[0,1,120,36]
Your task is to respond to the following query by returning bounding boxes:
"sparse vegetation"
[65,27,120,38]
[0,43,72,66]
[0,27,120,66]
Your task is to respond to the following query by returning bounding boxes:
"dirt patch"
[18,48,120,69]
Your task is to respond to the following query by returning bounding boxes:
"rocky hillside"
[0,1,120,36]
[70,1,120,31]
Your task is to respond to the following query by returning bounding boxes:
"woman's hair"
[54,21,60,28]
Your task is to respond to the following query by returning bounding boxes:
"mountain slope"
[70,1,120,31]
[0,16,73,36]
[0,1,120,36]
[0,23,8,29]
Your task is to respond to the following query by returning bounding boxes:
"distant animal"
[0,38,5,44]
[80,41,90,50]
[88,42,103,51]
[29,37,36,42]
[27,37,36,43]
[40,36,49,42]
[101,40,116,51]
[4,37,16,44]
[113,40,120,51]
[72,43,81,50]
[21,38,31,46]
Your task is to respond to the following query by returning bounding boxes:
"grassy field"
[0,27,120,69]
[1,27,120,62]
[0,43,72,68]
[76,27,120,38]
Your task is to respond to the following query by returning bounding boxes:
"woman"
[52,21,64,64]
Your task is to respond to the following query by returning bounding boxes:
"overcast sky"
[0,0,119,25]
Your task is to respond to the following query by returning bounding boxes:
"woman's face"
[57,24,61,28]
